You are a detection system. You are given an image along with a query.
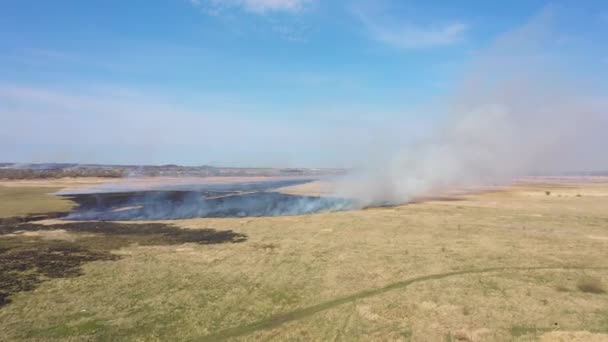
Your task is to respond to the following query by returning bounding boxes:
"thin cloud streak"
[190,0,312,14]
[368,22,468,49]
[352,2,468,49]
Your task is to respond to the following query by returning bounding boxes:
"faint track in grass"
[197,266,608,341]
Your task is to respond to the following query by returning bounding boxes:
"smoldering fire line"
[60,191,355,221]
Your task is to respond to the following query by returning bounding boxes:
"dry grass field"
[1,178,607,341]
[0,186,74,218]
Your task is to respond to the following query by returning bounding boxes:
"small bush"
[545,191,551,196]
[577,277,605,294]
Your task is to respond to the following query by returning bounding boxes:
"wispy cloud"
[353,3,468,49]
[367,22,468,49]
[190,0,312,15]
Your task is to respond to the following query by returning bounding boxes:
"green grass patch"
[0,186,73,218]
[28,319,109,338]
[578,277,606,294]
[510,325,552,338]
[401,328,412,340]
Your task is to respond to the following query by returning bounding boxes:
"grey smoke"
[58,8,608,219]
[63,192,353,221]
[335,8,608,207]
[61,180,355,220]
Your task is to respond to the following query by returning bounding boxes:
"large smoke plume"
[60,179,354,221]
[336,9,608,207]
[57,8,607,221]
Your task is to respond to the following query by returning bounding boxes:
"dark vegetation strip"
[0,217,247,307]
[197,266,608,341]
[0,169,124,179]
[0,212,69,225]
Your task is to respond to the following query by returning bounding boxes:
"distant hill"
[0,163,346,180]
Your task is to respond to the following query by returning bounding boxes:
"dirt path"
[197,266,608,341]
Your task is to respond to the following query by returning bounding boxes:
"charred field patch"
[60,190,354,221]
[0,216,247,308]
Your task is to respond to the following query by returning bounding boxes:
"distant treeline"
[0,168,126,180]
[0,164,346,180]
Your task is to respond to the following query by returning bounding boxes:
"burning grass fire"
[61,191,354,221]
[58,179,355,221]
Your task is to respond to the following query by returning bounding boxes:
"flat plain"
[0,178,607,341]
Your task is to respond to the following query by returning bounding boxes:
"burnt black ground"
[61,191,354,221]
[0,215,247,307]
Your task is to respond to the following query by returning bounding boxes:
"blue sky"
[1,0,607,167]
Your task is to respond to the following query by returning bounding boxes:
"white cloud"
[191,0,312,14]
[352,3,468,49]
[368,22,468,49]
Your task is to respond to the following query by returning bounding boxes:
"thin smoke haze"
[335,8,608,207]
[21,7,607,221]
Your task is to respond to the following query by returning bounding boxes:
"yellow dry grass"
[0,186,74,218]
[0,178,607,341]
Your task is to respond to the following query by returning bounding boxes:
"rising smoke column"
[337,8,608,207]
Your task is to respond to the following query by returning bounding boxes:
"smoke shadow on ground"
[0,217,247,308]
[60,191,355,221]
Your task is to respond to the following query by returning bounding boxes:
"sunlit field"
[1,178,607,341]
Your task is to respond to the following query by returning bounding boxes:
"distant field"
[0,178,607,341]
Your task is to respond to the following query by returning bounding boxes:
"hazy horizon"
[2,0,608,171]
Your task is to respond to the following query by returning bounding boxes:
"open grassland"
[0,179,608,341]
[0,186,74,218]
